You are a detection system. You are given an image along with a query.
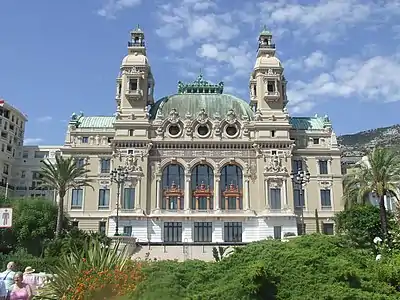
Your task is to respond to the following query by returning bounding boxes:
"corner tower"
[115,26,155,119]
[250,27,288,119]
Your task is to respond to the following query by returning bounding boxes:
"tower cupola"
[258,25,276,56]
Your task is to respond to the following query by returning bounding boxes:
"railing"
[128,41,145,47]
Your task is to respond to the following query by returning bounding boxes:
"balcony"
[125,89,143,101]
[263,91,280,102]
[128,41,145,47]
[259,43,276,49]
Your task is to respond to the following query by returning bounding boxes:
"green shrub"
[130,235,400,300]
[0,248,58,273]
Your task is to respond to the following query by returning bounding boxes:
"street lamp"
[290,168,310,235]
[110,166,129,236]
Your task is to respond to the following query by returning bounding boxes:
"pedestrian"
[0,262,16,298]
[9,272,32,300]
[22,267,40,296]
[0,279,6,300]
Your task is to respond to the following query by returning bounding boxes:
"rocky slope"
[338,124,400,158]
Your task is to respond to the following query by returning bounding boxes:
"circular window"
[197,125,209,137]
[226,125,238,137]
[168,124,181,136]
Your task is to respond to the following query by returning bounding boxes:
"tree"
[335,204,395,249]
[343,148,400,238]
[0,197,64,255]
[39,155,93,238]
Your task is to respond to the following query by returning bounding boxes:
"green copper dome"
[149,75,254,120]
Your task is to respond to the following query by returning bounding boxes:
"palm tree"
[343,148,400,237]
[39,155,93,238]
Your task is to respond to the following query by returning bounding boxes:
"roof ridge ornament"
[177,74,224,94]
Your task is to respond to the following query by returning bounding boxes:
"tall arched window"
[190,164,214,210]
[162,164,184,210]
[220,165,243,210]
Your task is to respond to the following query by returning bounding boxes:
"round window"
[168,125,181,136]
[197,125,209,136]
[226,125,238,137]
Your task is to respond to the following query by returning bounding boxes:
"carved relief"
[196,108,208,124]
[168,108,180,124]
[254,109,263,121]
[141,143,153,157]
[225,109,237,124]
[264,155,287,173]
[268,177,283,188]
[318,180,332,188]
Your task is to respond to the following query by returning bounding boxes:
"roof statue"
[177,74,224,94]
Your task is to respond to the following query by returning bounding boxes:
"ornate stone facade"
[61,27,342,246]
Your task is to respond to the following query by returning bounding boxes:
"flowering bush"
[62,260,143,299]
[38,239,145,300]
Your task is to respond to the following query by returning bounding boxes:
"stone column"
[244,178,250,210]
[155,176,161,209]
[136,178,142,209]
[184,174,191,210]
[282,179,288,209]
[214,174,220,210]
[264,179,269,209]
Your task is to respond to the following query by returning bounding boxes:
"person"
[9,272,32,300]
[0,279,6,300]
[22,267,40,296]
[0,262,16,297]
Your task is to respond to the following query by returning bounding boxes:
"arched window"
[220,165,243,210]
[162,164,184,210]
[191,164,214,210]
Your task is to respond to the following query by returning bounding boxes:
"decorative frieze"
[156,149,248,158]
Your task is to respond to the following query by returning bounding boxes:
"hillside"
[338,124,400,157]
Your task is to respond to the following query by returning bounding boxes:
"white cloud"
[36,116,52,122]
[97,0,141,19]
[288,54,400,113]
[286,51,328,71]
[258,0,400,43]
[24,138,43,145]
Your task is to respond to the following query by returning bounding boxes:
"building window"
[75,157,85,168]
[3,163,9,175]
[128,129,134,136]
[224,222,242,242]
[22,151,28,158]
[129,79,138,91]
[297,223,306,235]
[292,159,302,172]
[320,189,332,208]
[271,130,275,137]
[123,188,135,209]
[323,223,334,235]
[71,221,79,228]
[98,188,110,209]
[319,160,328,174]
[71,188,83,209]
[313,138,319,144]
[293,189,304,208]
[267,81,274,92]
[123,226,133,237]
[193,222,212,243]
[82,137,89,143]
[21,171,26,178]
[273,226,282,240]
[99,221,107,234]
[220,165,243,210]
[100,158,111,174]
[269,188,281,210]
[163,222,182,243]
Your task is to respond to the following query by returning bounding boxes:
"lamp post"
[110,166,129,236]
[290,168,310,235]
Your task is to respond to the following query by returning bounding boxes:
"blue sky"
[1,0,400,145]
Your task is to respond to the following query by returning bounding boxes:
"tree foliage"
[131,235,400,300]
[343,148,400,236]
[39,155,93,237]
[0,196,64,256]
[335,205,395,250]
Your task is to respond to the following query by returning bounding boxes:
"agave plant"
[38,238,130,299]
